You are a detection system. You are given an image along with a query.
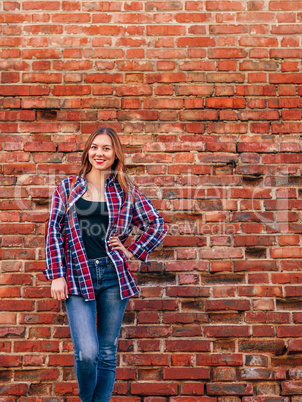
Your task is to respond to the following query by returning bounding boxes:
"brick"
[277,326,302,338]
[170,398,216,402]
[166,287,210,298]
[234,260,277,272]
[209,313,241,325]
[252,325,275,337]
[213,367,236,382]
[0,313,17,324]
[288,340,302,353]
[243,398,289,402]
[163,312,207,324]
[131,382,178,395]
[14,340,59,353]
[238,286,282,297]
[172,326,202,337]
[14,368,59,381]
[246,312,290,323]
[54,382,78,395]
[239,340,285,355]
[240,368,286,380]
[124,326,170,338]
[133,300,177,311]
[23,355,46,366]
[206,300,250,311]
[163,368,210,380]
[138,369,161,382]
[180,382,204,395]
[48,355,74,367]
[289,369,302,379]
[171,354,194,366]
[272,356,302,368]
[138,312,160,324]
[281,381,302,395]
[0,355,22,367]
[204,326,250,338]
[123,354,169,366]
[213,286,236,298]
[0,326,25,338]
[137,340,160,352]
[207,1,245,10]
[203,274,244,286]
[207,382,253,395]
[19,313,64,325]
[196,354,243,366]
[0,383,28,395]
[166,340,211,352]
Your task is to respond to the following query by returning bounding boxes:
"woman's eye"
[90,146,111,151]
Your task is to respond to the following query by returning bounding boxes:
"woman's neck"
[86,169,111,188]
[83,169,111,201]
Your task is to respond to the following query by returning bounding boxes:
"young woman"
[44,127,167,402]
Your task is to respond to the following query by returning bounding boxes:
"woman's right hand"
[51,277,68,300]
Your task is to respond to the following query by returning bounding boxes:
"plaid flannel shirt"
[44,174,167,301]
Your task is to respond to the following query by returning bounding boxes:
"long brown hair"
[79,127,136,203]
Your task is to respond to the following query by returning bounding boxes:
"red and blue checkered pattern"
[44,174,167,301]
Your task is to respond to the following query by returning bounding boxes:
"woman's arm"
[44,187,67,280]
[125,187,167,262]
[108,236,135,260]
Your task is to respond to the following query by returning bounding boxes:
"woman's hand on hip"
[108,236,135,260]
[51,277,68,300]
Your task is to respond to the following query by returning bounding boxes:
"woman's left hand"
[108,236,135,260]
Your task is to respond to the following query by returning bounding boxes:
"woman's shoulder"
[110,174,140,202]
[55,175,81,196]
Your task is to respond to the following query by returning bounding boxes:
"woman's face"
[88,134,116,174]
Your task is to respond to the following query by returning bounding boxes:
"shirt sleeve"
[44,186,67,280]
[126,187,167,262]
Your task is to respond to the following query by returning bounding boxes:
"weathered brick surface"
[1,1,302,399]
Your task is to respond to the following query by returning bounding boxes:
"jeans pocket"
[107,261,116,272]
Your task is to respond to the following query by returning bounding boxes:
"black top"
[75,197,109,259]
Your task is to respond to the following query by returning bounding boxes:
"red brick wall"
[0,1,301,401]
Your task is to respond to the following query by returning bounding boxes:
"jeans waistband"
[88,256,112,265]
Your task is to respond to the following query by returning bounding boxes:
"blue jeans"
[64,256,129,402]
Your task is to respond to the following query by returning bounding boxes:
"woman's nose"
[96,148,104,156]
